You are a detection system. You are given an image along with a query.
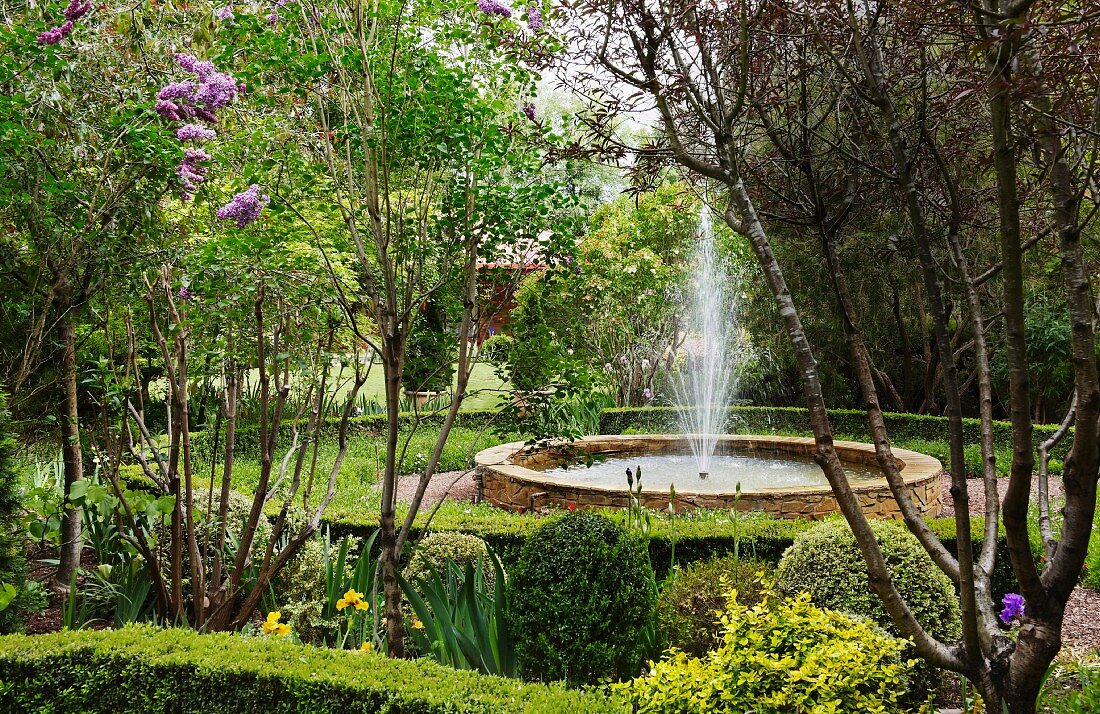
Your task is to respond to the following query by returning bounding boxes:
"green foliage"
[271,535,333,646]
[775,520,961,643]
[317,500,1017,602]
[408,532,498,593]
[775,520,961,699]
[0,392,43,633]
[618,588,923,714]
[0,625,625,713]
[400,550,517,677]
[403,302,458,393]
[508,512,656,684]
[655,556,772,657]
[1041,656,1100,713]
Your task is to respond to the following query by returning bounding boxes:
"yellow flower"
[412,618,425,630]
[336,588,365,611]
[360,641,373,653]
[262,611,284,635]
[274,623,292,637]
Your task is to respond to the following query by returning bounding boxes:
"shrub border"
[0,625,623,713]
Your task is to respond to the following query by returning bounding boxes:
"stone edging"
[474,434,943,520]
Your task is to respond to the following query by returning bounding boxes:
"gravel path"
[393,469,479,506]
[938,473,1099,653]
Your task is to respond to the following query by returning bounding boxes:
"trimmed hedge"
[0,626,624,713]
[316,507,1017,601]
[599,405,1070,459]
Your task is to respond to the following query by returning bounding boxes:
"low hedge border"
[318,508,1017,600]
[599,405,1070,459]
[0,625,624,714]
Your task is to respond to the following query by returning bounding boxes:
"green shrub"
[618,588,921,714]
[272,535,337,646]
[0,391,43,633]
[775,519,961,644]
[318,505,1018,602]
[0,625,624,713]
[509,512,656,684]
[408,532,499,591]
[655,556,771,657]
[775,519,961,699]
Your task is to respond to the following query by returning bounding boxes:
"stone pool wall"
[474,435,942,520]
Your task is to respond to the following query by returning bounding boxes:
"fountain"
[674,206,737,479]
[474,210,944,519]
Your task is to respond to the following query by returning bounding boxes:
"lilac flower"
[178,285,193,301]
[193,71,238,110]
[522,103,536,121]
[603,363,613,373]
[155,100,183,121]
[174,53,200,73]
[37,20,73,45]
[619,354,629,365]
[216,184,270,228]
[193,107,218,123]
[642,388,653,400]
[184,148,212,163]
[157,81,196,101]
[1000,593,1025,624]
[215,4,235,22]
[477,0,512,18]
[267,0,293,25]
[63,0,92,21]
[527,4,543,31]
[177,124,217,141]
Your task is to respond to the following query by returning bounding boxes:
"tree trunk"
[380,341,407,657]
[55,288,84,590]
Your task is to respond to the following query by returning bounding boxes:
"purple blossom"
[619,354,629,365]
[184,148,212,163]
[177,124,217,141]
[215,4,234,21]
[1000,593,1025,624]
[527,4,543,31]
[642,388,653,400]
[63,0,92,21]
[193,71,238,110]
[155,99,183,121]
[522,103,536,121]
[157,81,196,101]
[603,363,613,373]
[174,53,200,73]
[37,20,73,45]
[267,0,293,25]
[477,0,512,18]
[216,184,270,228]
[178,285,193,301]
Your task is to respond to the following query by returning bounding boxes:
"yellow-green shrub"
[655,556,771,657]
[618,588,923,714]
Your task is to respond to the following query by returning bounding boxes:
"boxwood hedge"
[0,626,624,713]
[598,405,1069,459]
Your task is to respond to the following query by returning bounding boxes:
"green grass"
[238,360,509,412]
[218,425,518,517]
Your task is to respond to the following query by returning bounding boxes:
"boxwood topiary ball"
[775,518,961,697]
[508,511,656,685]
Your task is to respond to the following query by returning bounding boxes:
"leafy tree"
[220,0,571,654]
[0,2,184,587]
[572,1,1100,710]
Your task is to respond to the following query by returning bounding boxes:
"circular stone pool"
[474,435,943,520]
